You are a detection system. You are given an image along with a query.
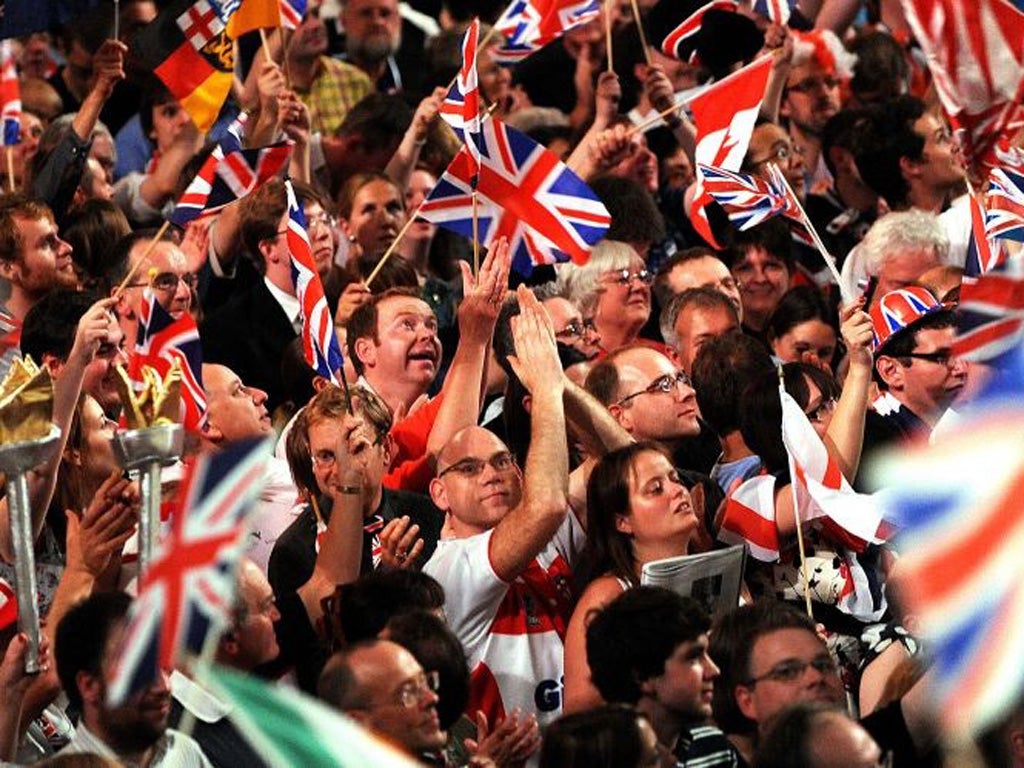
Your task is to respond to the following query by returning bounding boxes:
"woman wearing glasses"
[562,441,702,713]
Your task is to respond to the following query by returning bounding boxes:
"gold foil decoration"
[114,361,183,430]
[0,357,54,444]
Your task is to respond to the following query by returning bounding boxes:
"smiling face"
[81,317,128,415]
[594,255,652,348]
[731,246,790,329]
[346,179,406,259]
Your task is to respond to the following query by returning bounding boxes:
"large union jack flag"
[106,437,272,706]
[439,19,481,180]
[956,250,1024,363]
[965,191,1004,277]
[871,349,1024,739]
[130,289,207,431]
[490,0,601,64]
[901,0,1024,174]
[285,180,345,385]
[985,166,1024,244]
[171,119,292,228]
[0,41,21,147]
[418,116,610,276]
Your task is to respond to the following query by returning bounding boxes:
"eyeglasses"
[437,451,516,479]
[748,143,805,167]
[555,318,597,342]
[150,271,198,292]
[901,350,955,366]
[306,212,337,230]
[393,671,440,709]
[805,397,837,423]
[787,75,839,94]
[604,268,652,288]
[616,370,691,406]
[744,654,837,686]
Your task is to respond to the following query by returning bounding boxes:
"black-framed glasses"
[555,318,597,342]
[805,397,837,423]
[901,350,954,366]
[744,653,837,686]
[604,268,652,288]
[150,271,198,292]
[437,451,516,479]
[616,370,691,406]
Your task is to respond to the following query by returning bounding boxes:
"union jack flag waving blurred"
[439,19,482,182]
[130,289,208,431]
[0,41,21,147]
[699,163,807,234]
[956,250,1024,364]
[901,0,1024,174]
[171,118,292,228]
[285,180,345,384]
[752,0,798,25]
[985,167,1024,244]
[491,0,601,64]
[106,437,272,707]
[418,117,610,276]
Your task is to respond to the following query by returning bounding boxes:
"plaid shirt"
[298,56,373,136]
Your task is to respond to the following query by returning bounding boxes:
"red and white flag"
[719,474,780,561]
[688,56,773,247]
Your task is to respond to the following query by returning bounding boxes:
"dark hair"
[852,96,927,209]
[589,175,666,249]
[662,286,739,347]
[583,354,622,407]
[539,704,649,768]
[739,362,840,474]
[385,610,469,730]
[62,200,131,293]
[709,601,819,735]
[848,29,910,105]
[579,443,676,587]
[56,591,132,711]
[337,93,414,154]
[333,570,446,647]
[346,287,424,376]
[21,289,102,363]
[138,77,179,141]
[491,296,522,379]
[239,177,289,269]
[765,286,838,354]
[754,703,848,768]
[586,587,711,704]
[721,218,794,273]
[336,171,403,222]
[820,109,866,178]
[652,246,720,307]
[874,307,956,389]
[108,227,176,286]
[345,252,420,292]
[692,332,774,435]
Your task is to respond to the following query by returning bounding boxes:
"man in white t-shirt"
[423,287,581,731]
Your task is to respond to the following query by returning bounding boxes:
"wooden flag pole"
[472,191,480,275]
[258,28,275,68]
[113,220,172,297]
[605,0,614,73]
[114,0,120,40]
[5,147,14,193]
[768,162,852,305]
[629,0,652,65]
[779,368,815,620]
[364,202,426,288]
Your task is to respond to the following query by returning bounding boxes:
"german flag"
[133,0,237,133]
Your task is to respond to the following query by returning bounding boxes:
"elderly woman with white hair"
[838,208,951,307]
[557,240,654,354]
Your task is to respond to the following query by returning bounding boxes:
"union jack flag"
[285,180,344,385]
[752,0,798,25]
[439,19,481,181]
[0,41,20,147]
[279,0,306,28]
[106,437,272,706]
[955,250,1024,363]
[689,55,773,247]
[171,120,291,228]
[871,349,1024,739]
[699,163,805,233]
[965,191,1004,277]
[901,0,1024,175]
[993,137,1024,172]
[0,308,20,362]
[490,0,601,65]
[652,0,739,62]
[418,116,610,276]
[870,286,940,350]
[985,167,1024,244]
[130,289,208,431]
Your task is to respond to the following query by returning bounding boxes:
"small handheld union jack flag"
[0,41,21,147]
[106,436,272,706]
[130,289,208,431]
[985,167,1024,244]
[699,163,803,232]
[418,116,610,276]
[490,0,601,64]
[440,19,482,184]
[285,180,345,385]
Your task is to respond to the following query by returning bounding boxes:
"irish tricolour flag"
[210,666,421,767]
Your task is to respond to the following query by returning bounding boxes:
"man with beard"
[55,591,212,766]
[338,0,426,95]
[0,196,77,378]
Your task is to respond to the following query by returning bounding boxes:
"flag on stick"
[0,42,21,147]
[490,0,601,64]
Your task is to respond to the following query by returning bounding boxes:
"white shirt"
[62,723,212,768]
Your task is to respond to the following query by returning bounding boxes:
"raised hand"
[377,515,425,569]
[457,236,512,345]
[506,285,562,397]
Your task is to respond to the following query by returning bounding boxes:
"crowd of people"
[0,0,1019,765]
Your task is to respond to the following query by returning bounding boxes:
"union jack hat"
[870,286,944,353]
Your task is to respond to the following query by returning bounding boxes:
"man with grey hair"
[661,288,740,376]
[839,209,950,308]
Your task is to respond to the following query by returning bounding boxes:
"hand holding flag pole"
[605,0,615,72]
